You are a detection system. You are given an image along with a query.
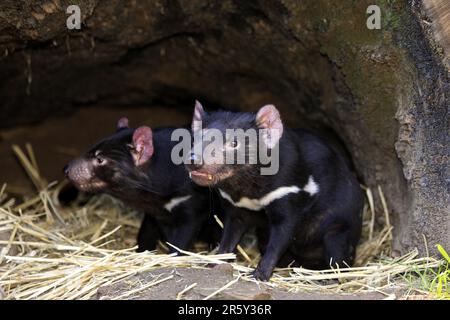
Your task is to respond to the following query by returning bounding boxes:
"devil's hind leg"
[137,214,161,252]
[323,223,356,268]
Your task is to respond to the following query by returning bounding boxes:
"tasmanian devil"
[185,101,364,281]
[64,117,220,252]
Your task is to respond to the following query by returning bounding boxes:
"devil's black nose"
[189,152,199,163]
[63,165,69,177]
[187,152,202,170]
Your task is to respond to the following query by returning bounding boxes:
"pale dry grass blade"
[203,276,241,300]
[177,282,197,300]
[12,145,46,191]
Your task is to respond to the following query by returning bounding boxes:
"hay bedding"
[0,145,442,300]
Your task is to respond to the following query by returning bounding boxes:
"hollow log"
[0,0,449,256]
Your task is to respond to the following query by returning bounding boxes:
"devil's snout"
[63,158,93,183]
[186,152,203,170]
[189,151,198,163]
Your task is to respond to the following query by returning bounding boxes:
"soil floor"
[95,264,391,300]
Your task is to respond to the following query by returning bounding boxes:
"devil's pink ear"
[255,104,283,148]
[117,117,129,130]
[192,100,204,132]
[132,126,154,166]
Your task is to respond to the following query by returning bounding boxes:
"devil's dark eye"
[96,157,105,165]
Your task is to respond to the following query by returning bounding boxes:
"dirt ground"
[95,264,390,300]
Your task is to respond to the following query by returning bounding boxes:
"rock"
[213,263,234,275]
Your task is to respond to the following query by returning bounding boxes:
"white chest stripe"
[304,175,319,196]
[164,195,192,212]
[219,175,319,211]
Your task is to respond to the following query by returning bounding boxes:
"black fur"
[65,126,221,252]
[187,107,364,281]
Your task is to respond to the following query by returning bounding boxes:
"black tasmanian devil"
[64,117,220,252]
[186,101,364,281]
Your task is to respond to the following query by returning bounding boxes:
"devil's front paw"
[252,267,272,281]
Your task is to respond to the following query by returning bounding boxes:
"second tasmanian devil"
[64,117,220,252]
[186,101,364,281]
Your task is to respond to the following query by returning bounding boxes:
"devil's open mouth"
[188,168,234,186]
[189,170,215,183]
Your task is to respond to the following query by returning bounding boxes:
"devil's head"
[64,118,154,194]
[186,101,283,187]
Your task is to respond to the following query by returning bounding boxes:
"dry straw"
[0,145,443,300]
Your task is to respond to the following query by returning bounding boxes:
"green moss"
[378,0,403,31]
[285,0,413,144]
